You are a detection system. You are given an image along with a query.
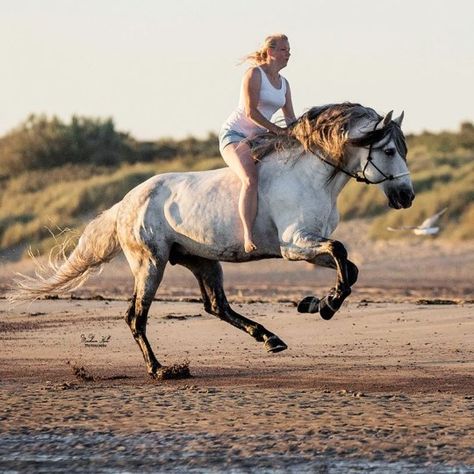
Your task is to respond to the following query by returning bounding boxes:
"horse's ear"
[394,111,404,126]
[379,110,393,129]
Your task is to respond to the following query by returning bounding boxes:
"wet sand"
[1,225,473,472]
[1,299,473,472]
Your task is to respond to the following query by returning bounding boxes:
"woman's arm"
[243,68,286,135]
[282,79,296,125]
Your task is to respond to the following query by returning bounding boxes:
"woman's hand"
[272,126,289,136]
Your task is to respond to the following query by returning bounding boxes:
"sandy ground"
[0,222,473,472]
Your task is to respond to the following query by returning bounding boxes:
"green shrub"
[0,115,135,177]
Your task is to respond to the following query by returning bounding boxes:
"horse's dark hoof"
[319,297,336,320]
[147,362,162,379]
[265,336,288,353]
[297,296,320,314]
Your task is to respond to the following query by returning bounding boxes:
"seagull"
[387,207,448,235]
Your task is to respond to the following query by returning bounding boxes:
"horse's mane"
[250,102,406,166]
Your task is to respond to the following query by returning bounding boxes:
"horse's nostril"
[401,188,414,202]
[398,188,415,208]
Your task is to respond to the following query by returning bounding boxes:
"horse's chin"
[387,196,414,209]
[388,199,402,210]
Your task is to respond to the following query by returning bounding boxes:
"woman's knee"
[222,143,258,187]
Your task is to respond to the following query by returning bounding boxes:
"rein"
[316,119,410,185]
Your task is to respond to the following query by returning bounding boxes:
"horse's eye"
[384,148,396,156]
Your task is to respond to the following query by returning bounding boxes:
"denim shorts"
[218,129,247,155]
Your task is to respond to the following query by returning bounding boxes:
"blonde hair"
[243,34,289,65]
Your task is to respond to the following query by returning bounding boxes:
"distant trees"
[135,133,219,163]
[458,122,474,149]
[0,115,220,178]
[406,121,474,154]
[0,115,134,177]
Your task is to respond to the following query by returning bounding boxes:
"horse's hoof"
[297,296,320,314]
[319,297,336,320]
[147,363,162,379]
[265,336,288,353]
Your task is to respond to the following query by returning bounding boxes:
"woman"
[219,34,296,253]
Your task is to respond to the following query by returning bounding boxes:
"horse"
[11,103,415,378]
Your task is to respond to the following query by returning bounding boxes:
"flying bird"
[387,207,448,235]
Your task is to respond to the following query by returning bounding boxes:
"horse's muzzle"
[387,186,415,209]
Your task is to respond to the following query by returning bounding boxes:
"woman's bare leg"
[221,141,258,252]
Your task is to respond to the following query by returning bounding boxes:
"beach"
[1,222,473,472]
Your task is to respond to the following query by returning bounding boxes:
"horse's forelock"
[393,123,408,158]
[349,121,407,160]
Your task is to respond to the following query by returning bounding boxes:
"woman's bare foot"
[244,237,257,253]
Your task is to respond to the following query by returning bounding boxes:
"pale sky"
[1,0,473,140]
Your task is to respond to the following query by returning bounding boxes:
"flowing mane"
[250,102,407,166]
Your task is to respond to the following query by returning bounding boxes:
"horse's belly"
[162,197,280,261]
[168,207,240,247]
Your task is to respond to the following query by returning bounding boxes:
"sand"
[0,222,473,472]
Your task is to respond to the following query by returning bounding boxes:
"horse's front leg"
[301,253,359,320]
[281,232,358,320]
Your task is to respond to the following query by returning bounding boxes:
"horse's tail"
[9,203,122,302]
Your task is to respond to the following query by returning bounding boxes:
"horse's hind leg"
[171,254,287,353]
[124,253,166,377]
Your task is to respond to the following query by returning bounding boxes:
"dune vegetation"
[0,115,472,258]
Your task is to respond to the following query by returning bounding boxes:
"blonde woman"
[219,34,296,253]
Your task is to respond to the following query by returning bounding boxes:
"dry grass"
[0,158,222,255]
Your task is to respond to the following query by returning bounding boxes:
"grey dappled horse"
[13,103,415,377]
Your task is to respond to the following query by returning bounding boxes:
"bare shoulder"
[243,66,262,84]
[245,66,261,76]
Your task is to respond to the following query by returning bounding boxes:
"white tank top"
[221,66,287,136]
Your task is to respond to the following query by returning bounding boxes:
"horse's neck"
[259,150,352,198]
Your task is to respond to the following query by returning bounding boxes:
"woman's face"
[268,39,291,67]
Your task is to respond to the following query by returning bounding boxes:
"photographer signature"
[80,334,111,347]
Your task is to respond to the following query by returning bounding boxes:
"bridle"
[317,118,411,185]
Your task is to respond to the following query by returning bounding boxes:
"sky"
[1,0,473,140]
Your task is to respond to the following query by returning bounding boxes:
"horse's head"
[348,111,415,209]
[251,103,415,209]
